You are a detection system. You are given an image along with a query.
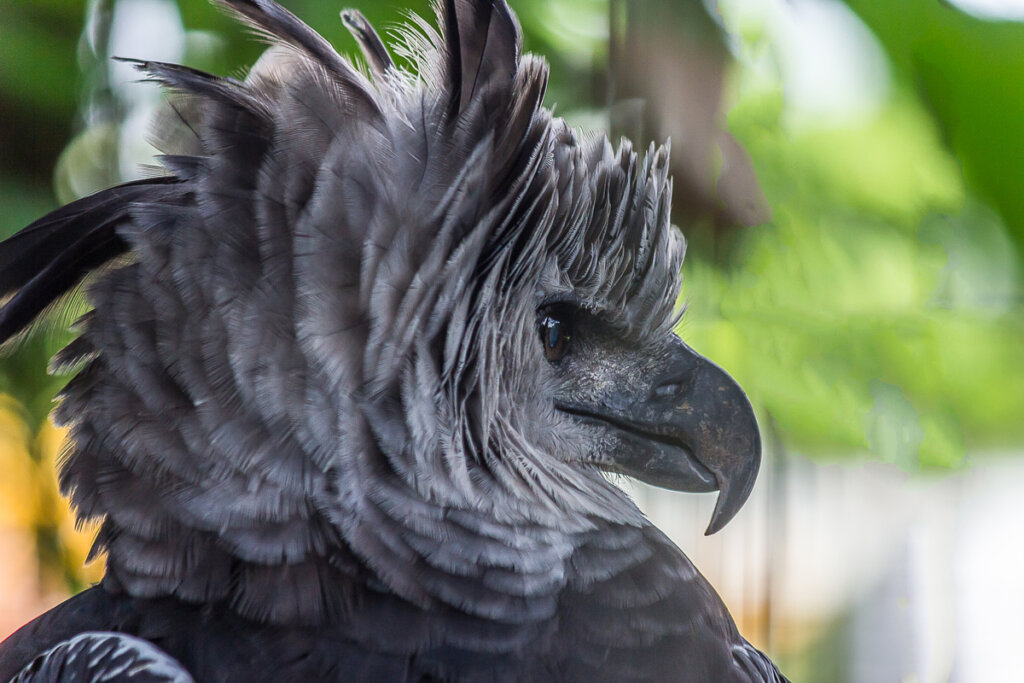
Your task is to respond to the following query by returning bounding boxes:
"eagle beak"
[665,343,762,536]
[561,337,761,535]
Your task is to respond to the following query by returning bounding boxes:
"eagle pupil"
[540,312,572,362]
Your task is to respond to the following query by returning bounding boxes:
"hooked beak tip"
[702,441,761,535]
[704,495,734,536]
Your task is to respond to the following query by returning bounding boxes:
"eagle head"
[0,0,760,630]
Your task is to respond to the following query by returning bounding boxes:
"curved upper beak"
[561,336,761,535]
[670,344,762,535]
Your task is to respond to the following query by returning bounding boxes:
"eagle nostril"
[653,381,684,399]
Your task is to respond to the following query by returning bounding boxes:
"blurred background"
[0,0,1021,680]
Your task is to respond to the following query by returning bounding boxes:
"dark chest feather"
[1,560,756,683]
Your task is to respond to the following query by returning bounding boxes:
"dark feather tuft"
[341,9,394,75]
[0,178,181,347]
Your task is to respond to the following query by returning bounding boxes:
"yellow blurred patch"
[0,396,37,528]
[0,394,104,589]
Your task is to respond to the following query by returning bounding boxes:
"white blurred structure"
[949,0,1024,21]
[631,450,1024,683]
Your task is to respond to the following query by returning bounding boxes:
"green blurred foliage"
[676,0,1024,470]
[684,83,1024,467]
[842,0,1024,254]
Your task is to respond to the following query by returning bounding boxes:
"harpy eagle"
[0,0,787,680]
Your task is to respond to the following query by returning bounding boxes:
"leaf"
[841,0,1024,252]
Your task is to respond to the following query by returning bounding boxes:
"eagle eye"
[538,306,573,363]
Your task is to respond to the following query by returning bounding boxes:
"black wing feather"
[0,178,181,346]
[117,59,272,121]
